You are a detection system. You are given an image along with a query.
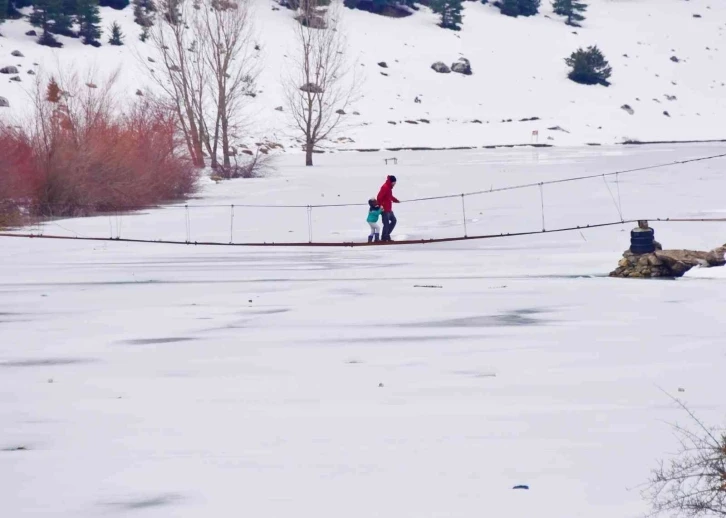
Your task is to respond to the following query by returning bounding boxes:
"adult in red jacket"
[376,175,400,242]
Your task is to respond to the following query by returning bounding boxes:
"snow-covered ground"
[2,0,726,149]
[2,145,726,517]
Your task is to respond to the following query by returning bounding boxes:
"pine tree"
[108,20,124,45]
[55,0,80,36]
[30,0,60,31]
[431,0,463,30]
[565,46,611,86]
[5,0,27,20]
[77,0,101,46]
[133,0,145,24]
[518,0,540,16]
[52,11,75,37]
[500,0,539,17]
[140,24,149,41]
[62,0,78,14]
[30,0,64,46]
[500,0,519,17]
[552,0,586,26]
[133,0,156,27]
[1,0,8,26]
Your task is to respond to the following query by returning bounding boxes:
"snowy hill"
[1,0,726,151]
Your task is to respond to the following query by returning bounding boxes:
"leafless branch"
[283,0,359,166]
[643,391,726,518]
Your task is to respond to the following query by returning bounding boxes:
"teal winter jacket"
[367,208,383,223]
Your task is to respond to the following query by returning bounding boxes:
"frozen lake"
[2,145,725,517]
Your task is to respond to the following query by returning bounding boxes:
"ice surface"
[2,145,726,517]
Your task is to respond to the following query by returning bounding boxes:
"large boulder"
[0,66,20,74]
[11,51,24,58]
[451,57,472,75]
[610,245,726,278]
[0,97,9,107]
[431,62,451,74]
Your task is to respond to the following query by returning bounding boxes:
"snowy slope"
[2,0,726,150]
[2,145,726,517]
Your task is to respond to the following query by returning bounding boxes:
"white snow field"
[2,144,726,517]
[2,0,726,149]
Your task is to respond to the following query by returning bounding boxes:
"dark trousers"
[381,211,397,240]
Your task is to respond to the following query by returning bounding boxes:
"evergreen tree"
[62,0,78,14]
[565,46,611,86]
[500,0,519,17]
[431,0,463,30]
[500,0,539,17]
[518,0,540,16]
[0,0,8,27]
[77,0,101,46]
[38,30,63,46]
[30,0,61,31]
[6,0,29,19]
[108,20,124,45]
[552,0,586,26]
[133,0,145,24]
[100,0,129,9]
[30,0,64,46]
[52,12,74,36]
[46,0,78,37]
[139,23,149,41]
[133,0,156,27]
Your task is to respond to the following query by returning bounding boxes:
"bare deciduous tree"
[284,0,356,166]
[147,0,206,167]
[195,0,257,169]
[644,394,726,518]
[144,0,257,170]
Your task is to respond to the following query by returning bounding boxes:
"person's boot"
[374,233,380,242]
[368,235,373,243]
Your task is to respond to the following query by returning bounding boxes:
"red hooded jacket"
[377,178,399,212]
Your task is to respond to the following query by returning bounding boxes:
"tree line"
[342,0,587,31]
[1,0,130,46]
[0,0,590,44]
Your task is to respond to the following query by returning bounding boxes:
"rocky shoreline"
[610,246,726,278]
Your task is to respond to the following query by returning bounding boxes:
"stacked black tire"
[630,227,656,254]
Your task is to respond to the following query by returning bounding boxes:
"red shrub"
[0,128,41,226]
[1,72,198,220]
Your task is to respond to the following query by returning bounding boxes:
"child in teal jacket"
[367,198,382,243]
